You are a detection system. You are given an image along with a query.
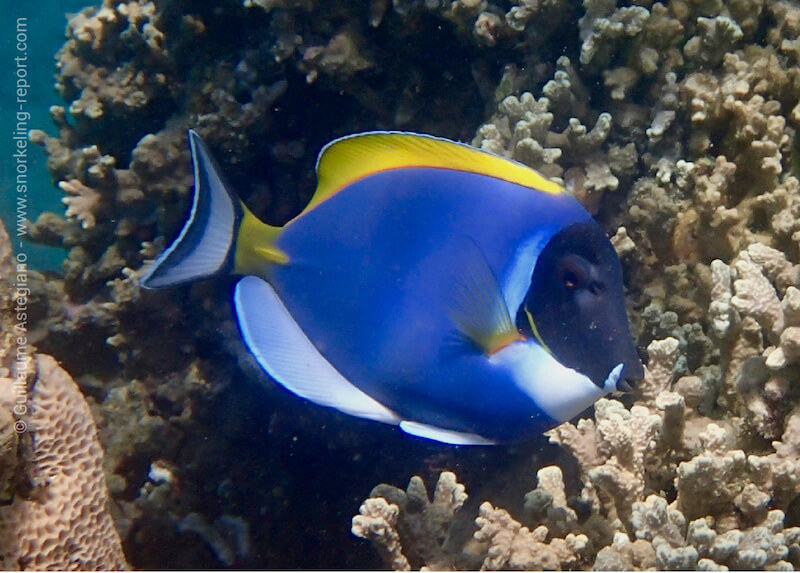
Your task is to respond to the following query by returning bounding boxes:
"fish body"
[142,131,643,444]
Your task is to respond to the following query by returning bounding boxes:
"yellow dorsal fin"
[305,132,563,214]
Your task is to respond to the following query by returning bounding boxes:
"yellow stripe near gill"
[234,207,288,275]
[305,132,564,216]
[526,308,554,356]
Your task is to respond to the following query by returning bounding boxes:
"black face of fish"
[519,220,645,391]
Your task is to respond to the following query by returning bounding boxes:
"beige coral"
[0,220,123,565]
[594,531,656,570]
[682,46,794,185]
[548,399,661,529]
[674,424,747,522]
[301,30,373,83]
[58,0,170,124]
[705,243,800,439]
[0,386,17,502]
[709,258,733,339]
[522,465,578,539]
[474,501,588,570]
[352,497,410,571]
[59,179,102,229]
[352,471,467,570]
[637,337,679,406]
[683,16,744,68]
[473,91,563,178]
[731,254,784,338]
[66,5,118,51]
[472,57,617,187]
[0,354,127,570]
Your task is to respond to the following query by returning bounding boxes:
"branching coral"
[352,498,411,571]
[354,302,800,570]
[352,471,592,571]
[58,1,170,125]
[681,46,796,186]
[301,30,374,83]
[473,56,627,215]
[355,398,800,570]
[548,398,662,531]
[474,502,589,570]
[59,179,102,229]
[352,472,468,570]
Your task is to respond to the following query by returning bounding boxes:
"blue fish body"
[142,131,644,444]
[270,168,590,441]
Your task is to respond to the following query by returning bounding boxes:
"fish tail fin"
[141,130,286,289]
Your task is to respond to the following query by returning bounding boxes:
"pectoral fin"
[448,239,523,355]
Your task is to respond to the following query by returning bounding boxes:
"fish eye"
[559,259,588,290]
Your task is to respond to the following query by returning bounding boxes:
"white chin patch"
[492,342,620,423]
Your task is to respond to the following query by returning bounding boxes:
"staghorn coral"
[356,398,800,570]
[473,57,617,189]
[352,497,411,571]
[474,501,589,570]
[353,471,468,570]
[352,471,591,571]
[59,179,103,230]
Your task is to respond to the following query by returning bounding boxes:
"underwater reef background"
[3,0,800,569]
[0,0,87,270]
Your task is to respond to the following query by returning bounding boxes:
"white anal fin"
[399,421,495,445]
[233,276,401,424]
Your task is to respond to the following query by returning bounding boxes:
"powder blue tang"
[141,131,644,444]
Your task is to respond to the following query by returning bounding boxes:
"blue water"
[0,1,87,270]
